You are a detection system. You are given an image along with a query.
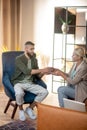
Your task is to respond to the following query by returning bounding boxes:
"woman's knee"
[57,86,65,94]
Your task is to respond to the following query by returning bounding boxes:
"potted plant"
[58,15,72,34]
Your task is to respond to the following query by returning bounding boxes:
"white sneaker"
[19,110,26,121]
[25,107,36,120]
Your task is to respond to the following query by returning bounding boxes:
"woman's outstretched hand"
[51,68,62,76]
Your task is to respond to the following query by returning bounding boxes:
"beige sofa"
[37,103,87,130]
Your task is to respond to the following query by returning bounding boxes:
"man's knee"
[45,89,49,96]
[14,84,24,96]
[43,88,49,97]
[15,92,25,97]
[14,87,24,97]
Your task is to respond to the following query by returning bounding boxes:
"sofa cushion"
[37,103,87,130]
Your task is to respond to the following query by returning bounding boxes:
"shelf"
[52,6,87,93]
[53,80,66,83]
[68,25,87,27]
[53,58,73,62]
[74,44,86,46]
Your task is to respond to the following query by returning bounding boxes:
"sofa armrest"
[37,103,87,130]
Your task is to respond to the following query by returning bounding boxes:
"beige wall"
[33,0,54,91]
[20,0,34,49]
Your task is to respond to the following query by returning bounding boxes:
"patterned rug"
[0,119,36,130]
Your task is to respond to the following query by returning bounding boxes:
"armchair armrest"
[2,72,15,100]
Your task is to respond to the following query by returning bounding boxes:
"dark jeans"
[33,76,47,89]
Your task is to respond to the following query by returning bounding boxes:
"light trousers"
[57,86,75,107]
[14,82,48,105]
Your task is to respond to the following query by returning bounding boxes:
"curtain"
[1,0,21,51]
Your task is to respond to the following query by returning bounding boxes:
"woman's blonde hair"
[74,47,87,63]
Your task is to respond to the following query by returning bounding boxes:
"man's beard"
[27,52,33,58]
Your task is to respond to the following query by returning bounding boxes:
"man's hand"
[31,67,54,75]
[41,67,54,75]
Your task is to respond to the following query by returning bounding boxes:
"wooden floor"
[0,87,59,126]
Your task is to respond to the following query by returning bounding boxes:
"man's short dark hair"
[25,41,35,46]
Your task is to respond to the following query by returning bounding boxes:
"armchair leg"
[4,99,12,113]
[11,103,18,119]
[4,98,18,119]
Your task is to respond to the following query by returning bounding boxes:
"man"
[11,41,53,121]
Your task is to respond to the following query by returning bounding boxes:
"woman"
[52,47,87,108]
